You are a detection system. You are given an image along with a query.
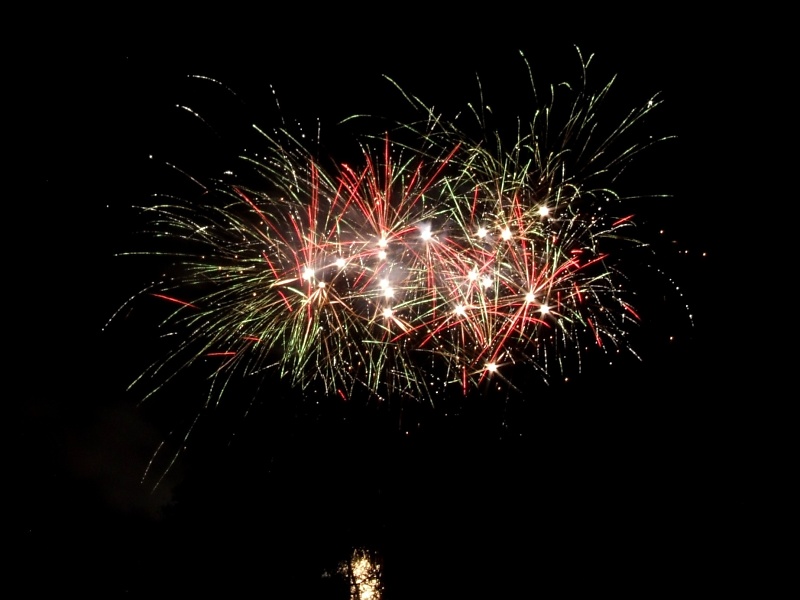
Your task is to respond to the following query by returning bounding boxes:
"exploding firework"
[108,49,679,467]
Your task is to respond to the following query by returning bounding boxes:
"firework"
[110,49,672,421]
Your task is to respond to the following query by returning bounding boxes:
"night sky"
[20,16,773,596]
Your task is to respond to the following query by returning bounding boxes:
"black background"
[19,12,776,596]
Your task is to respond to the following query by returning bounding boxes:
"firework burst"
[109,48,677,447]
